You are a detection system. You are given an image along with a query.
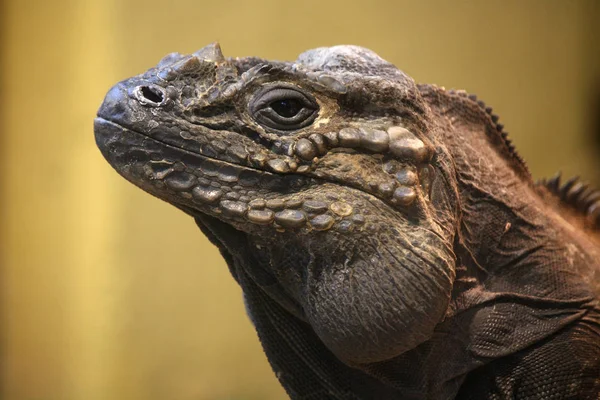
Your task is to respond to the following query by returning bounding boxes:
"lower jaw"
[94,117,290,221]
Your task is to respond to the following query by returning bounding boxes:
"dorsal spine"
[539,173,600,229]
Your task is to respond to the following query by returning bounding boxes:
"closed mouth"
[94,116,275,177]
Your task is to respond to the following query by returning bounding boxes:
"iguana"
[94,43,600,399]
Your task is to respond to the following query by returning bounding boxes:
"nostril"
[134,85,166,106]
[140,85,164,103]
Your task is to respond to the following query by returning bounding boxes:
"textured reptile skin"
[94,43,600,399]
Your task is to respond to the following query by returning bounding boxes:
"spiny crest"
[538,173,600,230]
[446,89,530,177]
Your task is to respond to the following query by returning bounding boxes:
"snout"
[97,81,169,121]
[97,83,129,122]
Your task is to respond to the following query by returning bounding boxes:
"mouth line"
[95,116,283,179]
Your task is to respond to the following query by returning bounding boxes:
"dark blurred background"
[1,1,599,399]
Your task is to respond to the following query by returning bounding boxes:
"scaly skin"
[94,43,600,399]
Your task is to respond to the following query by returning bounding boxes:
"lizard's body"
[94,44,600,399]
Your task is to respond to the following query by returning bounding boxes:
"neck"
[420,84,599,301]
[358,87,600,398]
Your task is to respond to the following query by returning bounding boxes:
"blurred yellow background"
[1,1,599,399]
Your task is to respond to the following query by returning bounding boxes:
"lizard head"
[95,43,458,365]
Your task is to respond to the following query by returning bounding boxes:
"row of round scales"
[289,126,433,165]
[191,185,363,232]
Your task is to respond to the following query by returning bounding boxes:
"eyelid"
[253,88,316,111]
[257,107,315,124]
[249,83,320,132]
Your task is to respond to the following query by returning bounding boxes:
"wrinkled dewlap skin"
[95,44,600,399]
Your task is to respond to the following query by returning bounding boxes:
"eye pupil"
[270,99,302,118]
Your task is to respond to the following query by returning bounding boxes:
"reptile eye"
[250,85,319,132]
